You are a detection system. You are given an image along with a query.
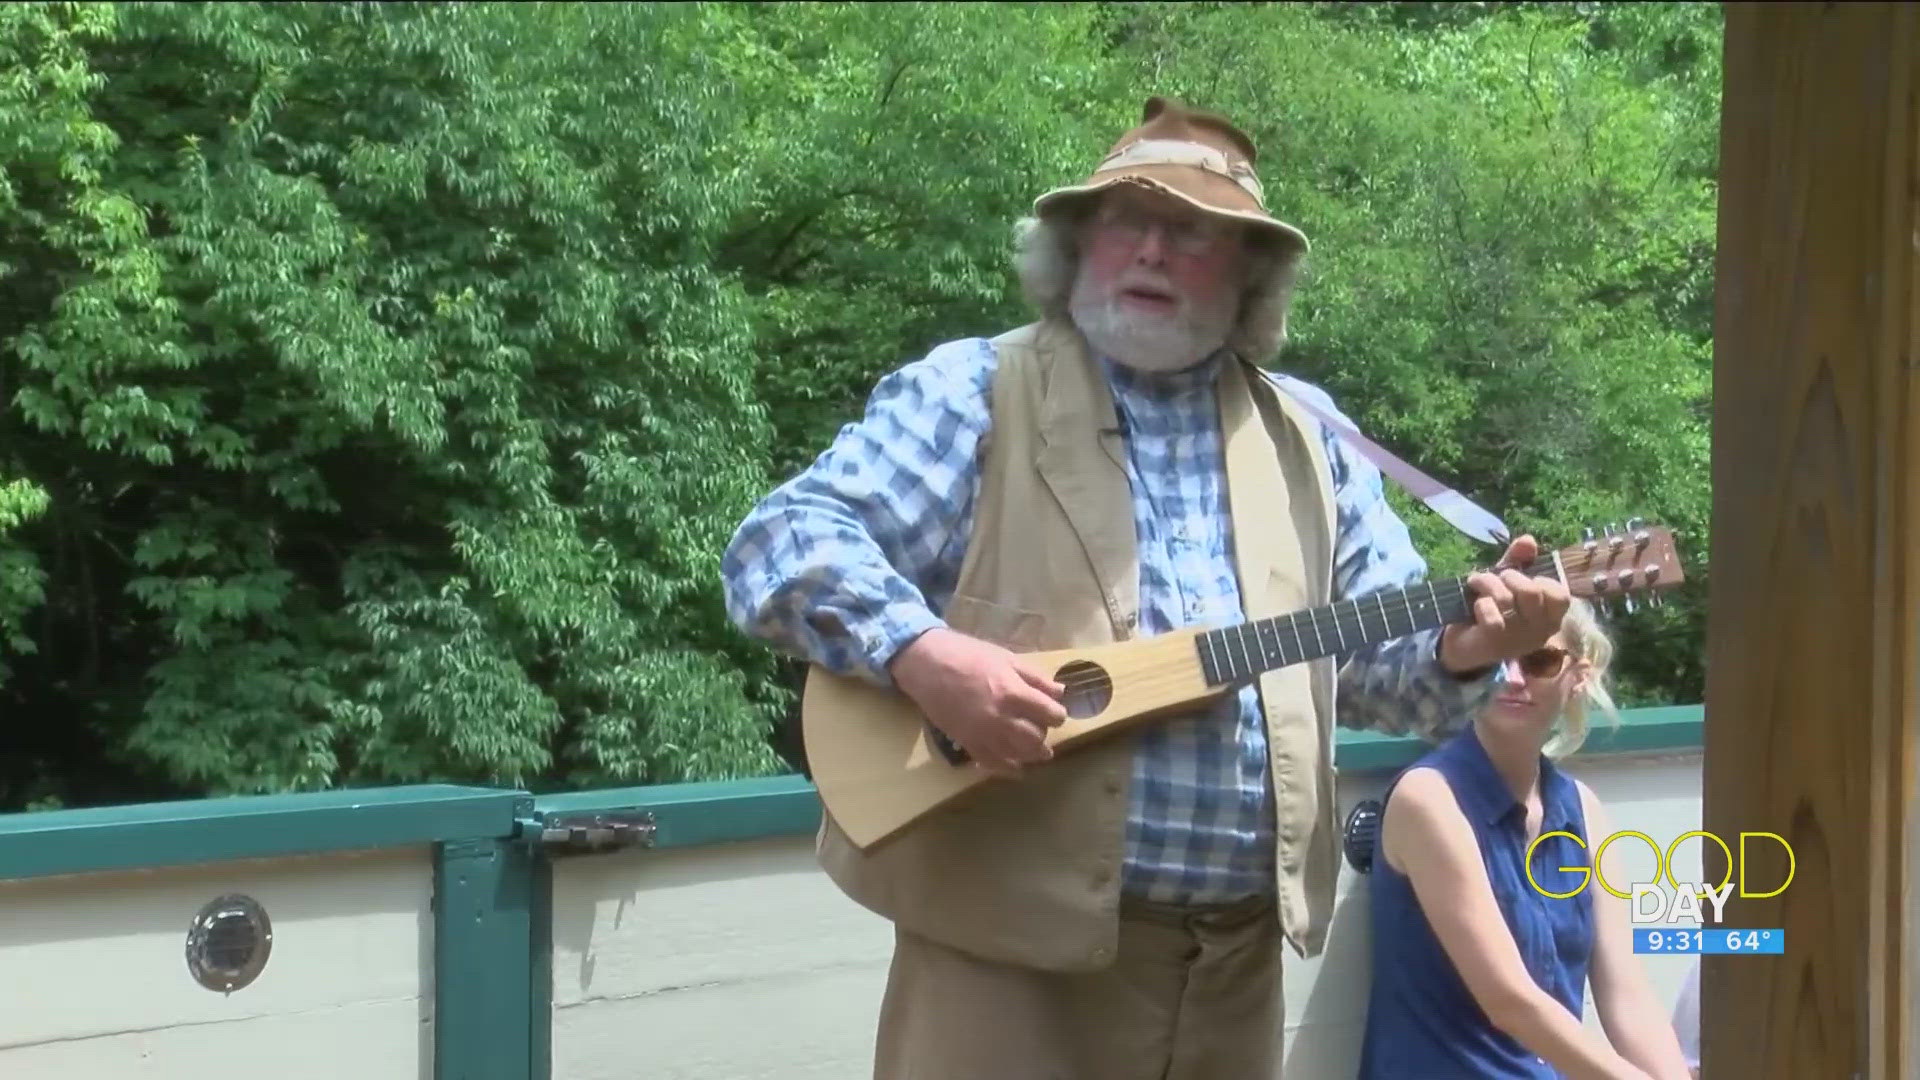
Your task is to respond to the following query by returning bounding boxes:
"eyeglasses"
[1515,645,1571,679]
[1090,203,1233,256]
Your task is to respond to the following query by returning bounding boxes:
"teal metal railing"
[0,705,1703,1080]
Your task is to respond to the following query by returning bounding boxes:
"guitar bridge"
[924,721,971,766]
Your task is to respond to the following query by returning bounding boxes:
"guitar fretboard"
[1196,576,1480,687]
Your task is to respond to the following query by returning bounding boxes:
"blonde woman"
[1357,599,1693,1080]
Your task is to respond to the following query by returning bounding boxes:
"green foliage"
[2,1,783,807]
[707,2,1120,478]
[0,478,49,672]
[1101,2,1718,704]
[0,0,1720,808]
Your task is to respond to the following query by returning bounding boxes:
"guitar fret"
[1239,623,1262,676]
[1193,576,1483,689]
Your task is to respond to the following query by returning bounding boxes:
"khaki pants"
[872,894,1285,1080]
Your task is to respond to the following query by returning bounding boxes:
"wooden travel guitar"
[803,521,1686,852]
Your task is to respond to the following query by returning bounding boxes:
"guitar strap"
[1258,369,1512,548]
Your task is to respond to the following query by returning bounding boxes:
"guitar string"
[1045,545,1664,695]
[1046,547,1640,694]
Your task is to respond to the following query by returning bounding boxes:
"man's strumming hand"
[888,627,1067,778]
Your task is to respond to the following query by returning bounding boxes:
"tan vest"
[817,320,1342,969]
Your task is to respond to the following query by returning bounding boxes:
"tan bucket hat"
[1033,96,1309,256]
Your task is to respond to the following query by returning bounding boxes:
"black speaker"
[1344,798,1385,874]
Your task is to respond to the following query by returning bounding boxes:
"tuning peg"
[1583,526,1598,553]
[1607,522,1624,550]
[1623,595,1638,614]
[1649,592,1664,609]
[1626,516,1648,545]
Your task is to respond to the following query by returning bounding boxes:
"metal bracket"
[532,810,657,856]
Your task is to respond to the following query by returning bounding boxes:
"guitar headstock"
[1550,518,1685,615]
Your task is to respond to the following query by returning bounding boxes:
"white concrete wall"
[549,833,891,1080]
[550,751,1705,1080]
[0,846,434,1080]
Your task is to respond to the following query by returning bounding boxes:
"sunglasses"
[1515,645,1571,679]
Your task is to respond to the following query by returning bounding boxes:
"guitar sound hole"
[1056,660,1112,720]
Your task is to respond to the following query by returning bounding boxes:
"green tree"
[1090,2,1717,705]
[1,1,784,807]
[0,1,1720,809]
[707,2,1121,479]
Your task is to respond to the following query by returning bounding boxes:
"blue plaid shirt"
[722,335,1500,903]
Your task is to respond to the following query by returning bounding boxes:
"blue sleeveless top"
[1357,727,1595,1079]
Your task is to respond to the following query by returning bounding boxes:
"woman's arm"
[1578,783,1696,1080]
[1383,768,1654,1080]
[1669,959,1702,1080]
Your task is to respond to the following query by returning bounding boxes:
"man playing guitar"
[721,96,1569,1079]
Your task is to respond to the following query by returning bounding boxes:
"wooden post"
[1707,4,1920,1078]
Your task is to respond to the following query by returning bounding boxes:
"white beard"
[1068,272,1238,373]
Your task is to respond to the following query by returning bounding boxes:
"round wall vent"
[185,894,274,994]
